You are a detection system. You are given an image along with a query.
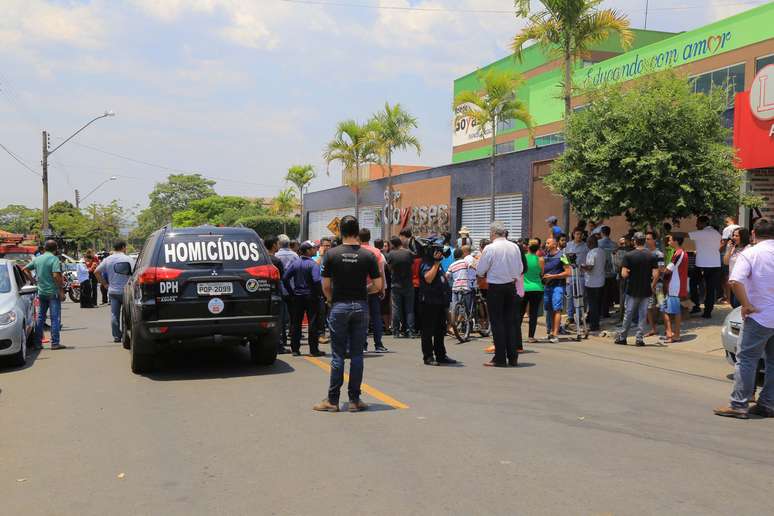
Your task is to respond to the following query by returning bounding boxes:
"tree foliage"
[172,195,265,227]
[131,174,216,241]
[270,188,298,217]
[546,70,752,229]
[0,204,41,234]
[235,215,299,239]
[285,164,315,237]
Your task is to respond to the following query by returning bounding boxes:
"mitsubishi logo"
[211,270,218,276]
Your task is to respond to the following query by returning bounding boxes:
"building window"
[757,54,774,73]
[690,63,745,101]
[496,118,515,132]
[495,141,514,155]
[534,133,565,147]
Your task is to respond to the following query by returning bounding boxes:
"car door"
[13,264,33,329]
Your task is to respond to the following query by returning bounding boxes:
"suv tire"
[130,318,155,374]
[121,309,131,350]
[250,329,278,366]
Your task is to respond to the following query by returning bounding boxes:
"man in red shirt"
[359,228,389,353]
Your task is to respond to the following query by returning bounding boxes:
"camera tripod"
[566,262,589,341]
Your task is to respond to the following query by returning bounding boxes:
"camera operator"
[419,241,458,366]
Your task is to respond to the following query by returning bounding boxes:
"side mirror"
[114,262,132,275]
[20,285,37,296]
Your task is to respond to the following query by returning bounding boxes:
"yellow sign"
[327,217,340,235]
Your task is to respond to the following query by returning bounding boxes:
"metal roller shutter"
[307,206,381,242]
[461,194,524,249]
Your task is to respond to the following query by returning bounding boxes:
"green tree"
[0,204,41,235]
[285,164,315,238]
[172,196,264,227]
[131,174,216,241]
[83,201,126,250]
[546,70,755,230]
[370,102,421,237]
[454,70,533,221]
[513,0,633,229]
[269,188,298,234]
[323,119,379,219]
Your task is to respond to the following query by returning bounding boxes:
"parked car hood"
[0,293,17,314]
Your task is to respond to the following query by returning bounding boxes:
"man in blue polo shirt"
[283,240,325,357]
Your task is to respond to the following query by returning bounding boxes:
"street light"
[41,111,116,235]
[76,176,118,209]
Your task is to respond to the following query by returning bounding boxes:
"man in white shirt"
[688,215,722,318]
[477,221,523,367]
[715,219,774,419]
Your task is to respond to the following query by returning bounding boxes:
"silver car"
[0,259,37,367]
[721,306,766,374]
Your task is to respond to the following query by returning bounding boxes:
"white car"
[0,259,37,367]
[721,306,766,374]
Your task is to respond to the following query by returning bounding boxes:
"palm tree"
[454,69,533,222]
[370,103,421,238]
[513,0,633,229]
[322,119,379,219]
[271,187,298,233]
[285,164,315,239]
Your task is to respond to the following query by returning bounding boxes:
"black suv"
[118,225,281,373]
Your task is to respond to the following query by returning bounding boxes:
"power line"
[50,136,284,189]
[0,142,41,177]
[277,0,765,14]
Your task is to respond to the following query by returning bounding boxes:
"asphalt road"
[2,302,772,516]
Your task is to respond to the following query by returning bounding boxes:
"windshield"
[0,266,10,294]
[161,233,267,268]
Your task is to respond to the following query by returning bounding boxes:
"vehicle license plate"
[197,282,233,296]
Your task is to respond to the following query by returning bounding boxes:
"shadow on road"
[142,346,295,381]
[344,402,396,412]
[0,346,43,373]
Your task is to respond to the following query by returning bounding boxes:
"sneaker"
[614,338,627,345]
[713,406,749,419]
[50,344,69,350]
[436,356,458,365]
[313,399,340,412]
[374,345,390,353]
[547,336,559,344]
[310,350,326,357]
[748,404,774,418]
[635,340,645,347]
[423,358,438,366]
[113,338,122,343]
[394,333,405,339]
[408,332,420,339]
[527,337,537,344]
[348,399,369,412]
[483,360,507,367]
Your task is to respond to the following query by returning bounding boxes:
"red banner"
[734,91,774,170]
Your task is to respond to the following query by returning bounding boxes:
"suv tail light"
[138,267,184,285]
[245,265,280,281]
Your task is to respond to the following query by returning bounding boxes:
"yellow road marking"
[303,356,410,409]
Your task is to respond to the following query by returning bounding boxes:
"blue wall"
[303,143,564,239]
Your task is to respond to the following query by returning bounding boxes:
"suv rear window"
[161,232,267,268]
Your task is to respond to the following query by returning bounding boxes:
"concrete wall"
[303,144,563,239]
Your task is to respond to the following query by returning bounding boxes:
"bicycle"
[451,288,490,342]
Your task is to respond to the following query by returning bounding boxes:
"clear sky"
[0,0,766,215]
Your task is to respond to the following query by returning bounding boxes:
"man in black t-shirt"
[615,232,659,346]
[264,235,289,355]
[314,216,381,413]
[387,236,416,337]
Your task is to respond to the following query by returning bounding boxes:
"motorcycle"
[63,271,81,303]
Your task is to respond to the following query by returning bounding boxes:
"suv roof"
[162,225,256,236]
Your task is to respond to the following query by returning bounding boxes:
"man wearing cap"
[457,226,473,249]
[282,241,325,357]
[546,216,563,241]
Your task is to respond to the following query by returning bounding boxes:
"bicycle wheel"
[451,303,470,342]
[477,299,491,337]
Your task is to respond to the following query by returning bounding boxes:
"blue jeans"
[328,300,368,403]
[731,317,774,410]
[36,294,61,346]
[618,295,649,341]
[366,294,383,349]
[109,293,123,341]
[391,286,415,334]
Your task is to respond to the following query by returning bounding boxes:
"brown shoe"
[713,406,749,419]
[348,399,369,412]
[313,399,340,412]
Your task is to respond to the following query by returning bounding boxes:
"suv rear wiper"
[186,260,224,266]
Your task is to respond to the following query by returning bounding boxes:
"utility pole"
[41,130,50,236]
[75,189,81,209]
[644,0,649,29]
